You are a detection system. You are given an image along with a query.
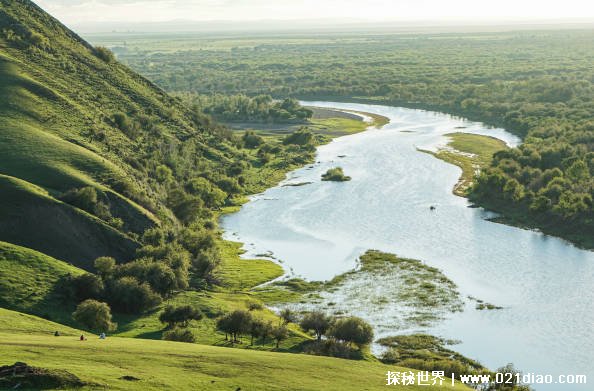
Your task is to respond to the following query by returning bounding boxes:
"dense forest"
[180,93,313,123]
[107,30,594,246]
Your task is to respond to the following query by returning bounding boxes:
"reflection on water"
[221,101,593,389]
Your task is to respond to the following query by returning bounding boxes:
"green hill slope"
[0,0,246,268]
[0,175,139,269]
[0,310,468,391]
[0,241,84,324]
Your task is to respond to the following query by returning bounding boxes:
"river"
[221,101,594,389]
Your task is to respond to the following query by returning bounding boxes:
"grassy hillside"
[0,174,139,269]
[0,310,469,391]
[0,0,245,267]
[0,241,85,326]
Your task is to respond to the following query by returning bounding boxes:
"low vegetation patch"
[0,362,87,390]
[322,167,351,182]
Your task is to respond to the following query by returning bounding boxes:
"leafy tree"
[159,305,203,328]
[328,317,374,348]
[186,177,227,208]
[216,309,253,344]
[94,256,116,278]
[72,299,117,332]
[300,311,333,341]
[271,325,289,349]
[107,277,161,313]
[279,308,297,325]
[69,273,104,302]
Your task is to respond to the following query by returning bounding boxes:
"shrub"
[247,301,263,311]
[94,257,116,277]
[186,177,227,208]
[242,131,264,149]
[283,128,314,146]
[155,165,173,183]
[162,327,196,343]
[380,348,401,364]
[94,46,115,63]
[107,277,161,313]
[321,167,351,182]
[65,273,104,302]
[60,187,98,213]
[328,316,374,348]
[72,299,117,332]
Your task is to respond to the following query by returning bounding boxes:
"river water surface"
[221,101,594,389]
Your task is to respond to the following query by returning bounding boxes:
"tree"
[271,325,289,349]
[69,273,104,301]
[216,310,252,344]
[300,311,333,342]
[72,299,117,332]
[94,256,116,278]
[279,308,297,325]
[159,305,203,328]
[155,165,173,183]
[186,177,226,208]
[328,317,374,348]
[248,318,269,345]
[107,277,161,313]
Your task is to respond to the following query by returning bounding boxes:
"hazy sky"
[36,0,594,24]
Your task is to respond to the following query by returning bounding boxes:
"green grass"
[421,133,508,196]
[254,250,462,330]
[0,309,470,391]
[0,241,83,325]
[215,240,284,290]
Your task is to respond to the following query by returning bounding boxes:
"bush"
[107,277,161,313]
[380,348,401,364]
[328,316,373,347]
[60,187,98,213]
[186,177,227,208]
[283,128,314,146]
[94,257,116,277]
[72,299,117,332]
[65,273,104,302]
[162,327,196,343]
[242,131,264,149]
[94,46,115,63]
[321,167,351,182]
[159,305,203,328]
[303,339,362,360]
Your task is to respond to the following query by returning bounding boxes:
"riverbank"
[421,133,593,249]
[419,133,508,197]
[224,106,390,138]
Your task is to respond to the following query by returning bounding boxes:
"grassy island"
[322,167,351,182]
